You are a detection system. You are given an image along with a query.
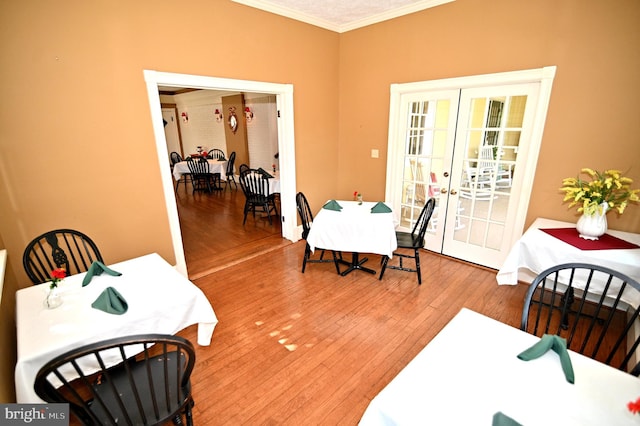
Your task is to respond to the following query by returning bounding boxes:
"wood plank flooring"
[175,181,286,279]
[174,183,531,424]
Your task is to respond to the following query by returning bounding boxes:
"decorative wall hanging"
[228,107,238,133]
[214,108,223,122]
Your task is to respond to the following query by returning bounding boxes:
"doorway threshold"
[187,235,291,280]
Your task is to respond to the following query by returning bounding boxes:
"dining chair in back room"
[223,151,238,191]
[187,156,218,194]
[207,148,226,160]
[171,151,192,191]
[239,168,279,225]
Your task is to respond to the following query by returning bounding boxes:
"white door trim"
[385,66,556,266]
[144,70,298,277]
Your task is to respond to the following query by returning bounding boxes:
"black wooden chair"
[521,263,640,375]
[187,157,219,194]
[378,198,436,284]
[223,151,238,191]
[23,229,104,284]
[296,192,341,274]
[207,148,226,160]
[170,151,191,192]
[35,334,196,426]
[239,168,278,225]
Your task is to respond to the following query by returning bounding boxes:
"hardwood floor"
[173,183,531,424]
[175,180,287,280]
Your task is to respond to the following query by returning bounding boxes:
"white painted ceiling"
[231,0,454,33]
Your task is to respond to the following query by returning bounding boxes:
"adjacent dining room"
[161,87,287,279]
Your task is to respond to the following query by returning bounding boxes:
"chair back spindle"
[34,334,196,426]
[23,229,104,284]
[521,263,640,375]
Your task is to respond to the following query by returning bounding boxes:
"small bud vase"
[44,285,63,309]
[357,194,363,205]
[576,202,608,240]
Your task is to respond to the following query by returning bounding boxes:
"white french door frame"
[385,66,556,266]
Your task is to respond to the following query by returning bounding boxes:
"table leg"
[339,252,376,276]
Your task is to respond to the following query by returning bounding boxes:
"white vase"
[576,203,608,240]
[44,285,63,309]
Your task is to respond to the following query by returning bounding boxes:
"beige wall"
[337,0,640,233]
[0,0,638,401]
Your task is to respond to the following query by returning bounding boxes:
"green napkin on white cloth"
[82,261,122,287]
[371,201,392,213]
[257,168,273,178]
[323,200,343,211]
[91,287,128,315]
[517,334,575,384]
[492,411,522,426]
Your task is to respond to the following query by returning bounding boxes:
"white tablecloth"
[360,308,640,425]
[497,218,640,305]
[173,159,227,181]
[268,173,281,194]
[15,253,218,403]
[306,200,397,258]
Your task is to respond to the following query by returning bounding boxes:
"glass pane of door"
[397,96,455,253]
[444,83,539,267]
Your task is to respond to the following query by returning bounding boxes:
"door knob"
[450,190,458,195]
[443,172,449,177]
[440,188,447,194]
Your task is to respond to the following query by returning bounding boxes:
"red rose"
[51,268,66,280]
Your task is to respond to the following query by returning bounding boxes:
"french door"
[385,68,556,269]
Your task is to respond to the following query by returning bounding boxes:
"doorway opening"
[144,70,299,277]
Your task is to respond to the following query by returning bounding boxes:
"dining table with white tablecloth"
[306,200,397,275]
[268,172,281,194]
[359,308,640,425]
[497,217,640,307]
[15,253,218,403]
[172,159,227,181]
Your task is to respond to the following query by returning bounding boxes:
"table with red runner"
[497,218,640,287]
[540,228,640,251]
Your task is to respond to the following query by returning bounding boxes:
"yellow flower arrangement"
[560,168,640,215]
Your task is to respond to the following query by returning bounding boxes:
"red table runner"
[540,228,640,250]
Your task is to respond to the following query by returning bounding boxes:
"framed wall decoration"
[228,106,238,133]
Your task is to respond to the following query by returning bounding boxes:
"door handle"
[443,172,449,177]
[440,188,447,194]
[450,190,458,195]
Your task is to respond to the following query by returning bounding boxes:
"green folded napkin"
[517,334,575,384]
[371,201,392,213]
[82,261,122,287]
[323,200,343,211]
[492,411,522,426]
[257,168,274,178]
[91,287,128,315]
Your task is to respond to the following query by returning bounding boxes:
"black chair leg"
[379,255,389,280]
[264,203,273,224]
[414,248,422,285]
[331,251,341,274]
[302,245,310,273]
[243,202,250,225]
